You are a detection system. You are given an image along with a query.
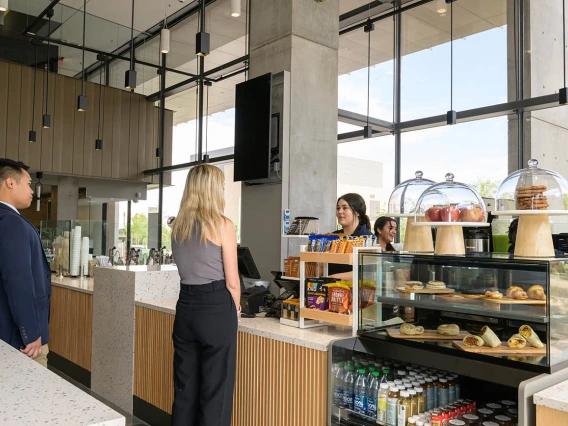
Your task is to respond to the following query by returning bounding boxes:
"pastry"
[506,286,523,298]
[527,285,546,301]
[463,335,484,347]
[519,325,544,348]
[426,280,446,289]
[404,281,424,290]
[437,324,460,336]
[480,326,501,348]
[484,291,503,299]
[506,286,528,300]
[400,323,424,335]
[508,334,527,349]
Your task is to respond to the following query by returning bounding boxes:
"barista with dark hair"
[374,216,398,253]
[329,193,373,279]
[508,218,565,256]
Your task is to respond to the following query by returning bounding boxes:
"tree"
[131,213,148,246]
[162,225,172,251]
[469,179,501,198]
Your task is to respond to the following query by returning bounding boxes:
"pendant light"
[42,9,54,129]
[446,0,456,125]
[0,0,7,12]
[160,0,170,54]
[78,0,87,111]
[196,0,210,56]
[125,0,137,89]
[363,19,374,138]
[35,172,43,212]
[560,0,568,104]
[231,0,241,17]
[29,41,39,142]
[95,59,105,151]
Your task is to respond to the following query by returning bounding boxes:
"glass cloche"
[495,159,568,212]
[388,171,435,215]
[414,173,486,223]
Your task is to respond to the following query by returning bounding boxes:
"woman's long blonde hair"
[172,164,226,244]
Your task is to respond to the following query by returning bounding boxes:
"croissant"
[527,285,546,301]
[511,289,528,300]
[506,286,523,298]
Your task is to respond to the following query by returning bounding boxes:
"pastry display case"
[387,171,435,252]
[494,159,568,257]
[413,173,488,255]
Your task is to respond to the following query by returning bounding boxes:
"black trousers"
[171,280,238,426]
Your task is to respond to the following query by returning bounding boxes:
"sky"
[125,21,511,228]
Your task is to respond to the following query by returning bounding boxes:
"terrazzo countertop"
[136,298,353,351]
[0,340,125,426]
[51,275,94,294]
[534,379,568,412]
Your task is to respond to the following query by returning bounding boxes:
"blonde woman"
[170,164,241,426]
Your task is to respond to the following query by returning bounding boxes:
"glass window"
[337,135,396,226]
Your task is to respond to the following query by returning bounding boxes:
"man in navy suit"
[0,158,51,367]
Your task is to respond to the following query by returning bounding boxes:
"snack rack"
[297,246,382,335]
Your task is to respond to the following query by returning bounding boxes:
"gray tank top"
[172,225,225,285]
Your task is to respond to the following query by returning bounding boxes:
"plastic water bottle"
[333,362,345,406]
[354,369,368,415]
[367,366,377,382]
[367,371,380,419]
[343,365,356,410]
[381,368,391,385]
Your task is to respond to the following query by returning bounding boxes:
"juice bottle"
[414,387,425,414]
[398,370,408,380]
[424,378,434,410]
[437,378,449,406]
[450,375,460,400]
[397,391,411,426]
[446,376,456,404]
[387,387,400,426]
[377,383,389,425]
[408,390,418,416]
[407,417,417,426]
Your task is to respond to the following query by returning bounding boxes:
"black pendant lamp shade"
[29,39,41,143]
[78,0,87,111]
[42,8,54,129]
[560,0,568,104]
[446,0,456,125]
[125,0,137,89]
[95,56,105,151]
[196,0,210,56]
[95,139,103,150]
[29,130,37,143]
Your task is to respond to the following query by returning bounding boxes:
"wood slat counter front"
[135,298,352,426]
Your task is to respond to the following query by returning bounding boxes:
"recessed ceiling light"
[437,8,447,14]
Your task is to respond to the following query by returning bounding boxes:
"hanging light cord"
[366,24,371,127]
[205,84,209,157]
[98,61,103,139]
[130,0,135,71]
[564,0,566,88]
[45,15,51,115]
[32,46,37,128]
[450,0,454,111]
[82,0,86,94]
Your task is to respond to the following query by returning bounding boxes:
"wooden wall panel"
[90,83,103,177]
[17,65,33,165]
[83,82,96,176]
[72,80,86,175]
[0,61,8,158]
[536,405,568,426]
[128,93,140,180]
[40,68,56,172]
[137,100,147,183]
[61,75,76,174]
[28,69,43,171]
[5,63,21,160]
[119,91,131,180]
[111,89,122,179]
[52,74,66,173]
[48,286,93,371]
[134,307,329,426]
[101,84,114,178]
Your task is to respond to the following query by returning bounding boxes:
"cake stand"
[492,210,568,257]
[413,222,490,255]
[389,213,434,253]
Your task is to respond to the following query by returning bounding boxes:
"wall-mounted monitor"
[234,73,272,182]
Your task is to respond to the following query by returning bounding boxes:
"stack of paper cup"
[81,237,90,276]
[61,232,70,272]
[70,226,81,276]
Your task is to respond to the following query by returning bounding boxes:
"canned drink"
[430,410,442,426]
[440,409,450,425]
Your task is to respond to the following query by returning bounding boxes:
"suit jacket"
[0,203,51,349]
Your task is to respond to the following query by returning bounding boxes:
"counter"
[535,380,568,425]
[0,340,124,426]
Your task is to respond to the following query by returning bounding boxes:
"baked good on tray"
[437,324,460,336]
[516,185,548,210]
[527,285,546,301]
[480,326,501,348]
[508,334,527,349]
[506,286,528,300]
[484,291,503,299]
[463,335,484,347]
[426,280,446,290]
[519,325,544,348]
[400,323,424,335]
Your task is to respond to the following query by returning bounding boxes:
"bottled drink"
[343,365,356,410]
[377,383,389,425]
[446,376,456,404]
[333,362,345,406]
[381,368,392,385]
[387,387,400,426]
[430,376,439,408]
[354,369,368,415]
[397,391,411,426]
[438,379,449,406]
[367,371,380,419]
[368,366,377,382]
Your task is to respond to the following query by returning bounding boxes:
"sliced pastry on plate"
[519,325,544,348]
[480,326,501,348]
[463,335,484,347]
[507,334,527,349]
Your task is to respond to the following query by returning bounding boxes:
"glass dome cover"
[388,171,435,215]
[495,159,568,212]
[414,173,486,223]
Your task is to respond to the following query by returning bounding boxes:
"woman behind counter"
[329,193,373,279]
[374,216,398,253]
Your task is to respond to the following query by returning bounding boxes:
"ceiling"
[2,0,508,126]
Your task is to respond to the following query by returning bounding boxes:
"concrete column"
[54,177,79,221]
[240,0,339,280]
